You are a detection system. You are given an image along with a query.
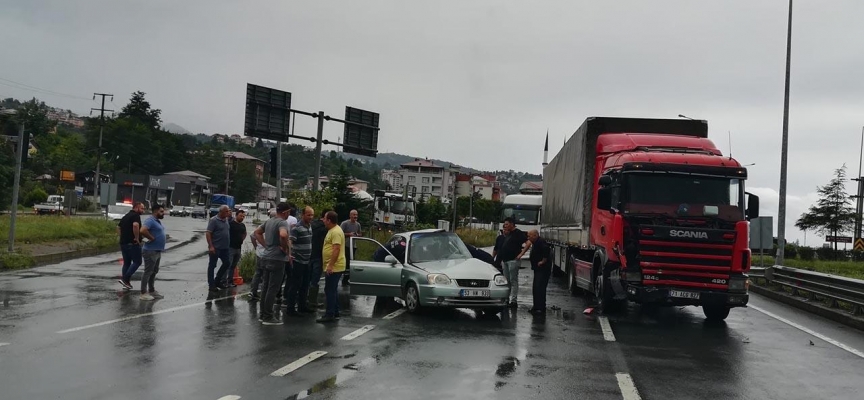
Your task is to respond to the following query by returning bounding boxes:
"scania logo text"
[669,230,708,239]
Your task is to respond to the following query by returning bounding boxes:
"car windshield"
[108,205,131,214]
[624,174,744,220]
[408,232,472,263]
[391,200,415,215]
[501,205,540,225]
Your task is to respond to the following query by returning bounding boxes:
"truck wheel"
[568,266,581,296]
[594,272,622,313]
[703,305,730,321]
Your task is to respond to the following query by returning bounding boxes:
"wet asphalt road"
[2,216,864,400]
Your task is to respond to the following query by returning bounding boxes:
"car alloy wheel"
[406,284,420,313]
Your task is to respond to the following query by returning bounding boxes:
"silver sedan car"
[348,229,510,315]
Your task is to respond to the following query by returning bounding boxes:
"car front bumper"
[626,285,749,308]
[418,284,510,309]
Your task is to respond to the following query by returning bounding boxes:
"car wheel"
[703,305,730,321]
[405,283,421,314]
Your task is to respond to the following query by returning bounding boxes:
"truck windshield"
[501,205,540,225]
[391,200,415,215]
[624,174,743,220]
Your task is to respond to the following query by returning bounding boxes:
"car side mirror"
[746,192,760,220]
[597,187,612,211]
[385,255,399,265]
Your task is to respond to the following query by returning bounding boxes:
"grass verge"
[456,228,498,248]
[752,255,864,280]
[0,215,116,243]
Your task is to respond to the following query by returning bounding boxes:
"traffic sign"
[855,238,864,251]
[343,106,379,157]
[60,170,75,181]
[825,235,853,244]
[244,84,292,142]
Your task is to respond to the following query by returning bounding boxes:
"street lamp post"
[776,0,793,266]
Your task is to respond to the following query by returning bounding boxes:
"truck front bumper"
[626,285,749,308]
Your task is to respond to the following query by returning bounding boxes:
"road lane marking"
[616,373,642,400]
[341,325,375,341]
[749,304,864,359]
[217,396,241,400]
[57,292,250,334]
[382,308,407,320]
[270,351,328,377]
[598,316,616,341]
[0,342,9,347]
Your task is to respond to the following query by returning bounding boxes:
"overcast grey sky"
[2,0,863,246]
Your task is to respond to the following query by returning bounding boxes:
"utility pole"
[852,127,864,243]
[776,0,793,265]
[8,122,24,252]
[91,93,113,207]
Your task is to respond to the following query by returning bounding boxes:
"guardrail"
[749,266,864,316]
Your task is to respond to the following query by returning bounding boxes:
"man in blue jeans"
[139,204,167,301]
[307,209,329,309]
[117,202,145,290]
[206,205,232,292]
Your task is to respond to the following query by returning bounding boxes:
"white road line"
[382,308,407,320]
[57,292,249,334]
[217,396,241,400]
[616,373,642,400]
[598,316,616,342]
[270,351,328,377]
[0,342,10,347]
[749,304,864,359]
[341,325,375,341]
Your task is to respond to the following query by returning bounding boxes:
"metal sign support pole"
[313,111,324,192]
[276,141,283,202]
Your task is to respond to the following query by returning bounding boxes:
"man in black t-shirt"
[499,217,528,307]
[118,202,145,290]
[518,230,551,314]
[225,210,247,287]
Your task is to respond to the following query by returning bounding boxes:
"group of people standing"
[493,217,551,315]
[248,203,351,326]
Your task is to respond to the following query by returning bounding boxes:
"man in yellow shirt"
[317,211,346,323]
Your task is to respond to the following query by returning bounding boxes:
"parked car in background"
[169,206,190,217]
[190,206,207,219]
[349,229,510,315]
[106,203,133,221]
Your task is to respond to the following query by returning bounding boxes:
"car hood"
[411,258,500,280]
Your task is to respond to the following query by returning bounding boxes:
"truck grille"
[455,279,490,288]
[637,226,734,290]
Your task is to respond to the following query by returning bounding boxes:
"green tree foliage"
[118,91,162,130]
[453,195,502,223]
[23,187,47,206]
[230,161,261,203]
[16,98,56,138]
[796,165,856,252]
[416,196,448,225]
[328,167,372,228]
[287,189,336,218]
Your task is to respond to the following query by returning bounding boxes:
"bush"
[238,250,257,281]
[798,246,816,261]
[78,197,96,212]
[784,244,798,260]
[0,251,35,270]
[816,246,845,261]
[23,187,48,207]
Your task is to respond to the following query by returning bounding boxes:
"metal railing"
[749,266,864,316]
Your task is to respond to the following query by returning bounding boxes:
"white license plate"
[669,290,700,299]
[460,289,490,298]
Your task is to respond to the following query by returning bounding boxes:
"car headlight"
[494,274,508,286]
[426,274,452,285]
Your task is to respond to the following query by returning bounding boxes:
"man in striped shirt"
[284,206,315,316]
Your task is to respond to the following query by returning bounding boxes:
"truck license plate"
[669,290,700,299]
[460,289,490,298]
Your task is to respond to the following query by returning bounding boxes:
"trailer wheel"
[567,266,582,296]
[703,305,730,321]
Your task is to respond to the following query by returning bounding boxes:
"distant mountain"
[162,122,191,134]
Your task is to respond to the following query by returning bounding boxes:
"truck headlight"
[729,277,749,292]
[494,274,508,286]
[426,274,452,285]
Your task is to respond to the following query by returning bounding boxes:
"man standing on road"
[206,205,232,292]
[340,209,361,283]
[518,230,551,315]
[317,211,346,323]
[118,202,145,290]
[248,208,276,302]
[253,203,292,326]
[498,217,528,308]
[139,204,166,301]
[285,206,314,316]
[225,210,247,288]
[492,229,506,272]
[307,209,329,309]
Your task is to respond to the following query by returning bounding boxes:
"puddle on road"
[286,356,379,400]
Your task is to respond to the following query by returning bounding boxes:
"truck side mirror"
[598,175,612,186]
[597,187,612,211]
[746,192,759,220]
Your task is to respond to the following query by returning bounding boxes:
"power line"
[0,77,92,101]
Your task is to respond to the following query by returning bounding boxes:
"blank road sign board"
[343,106,379,157]
[244,84,291,142]
[749,216,773,250]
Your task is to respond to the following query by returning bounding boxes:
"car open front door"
[349,237,403,297]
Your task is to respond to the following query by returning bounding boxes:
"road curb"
[750,283,864,332]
